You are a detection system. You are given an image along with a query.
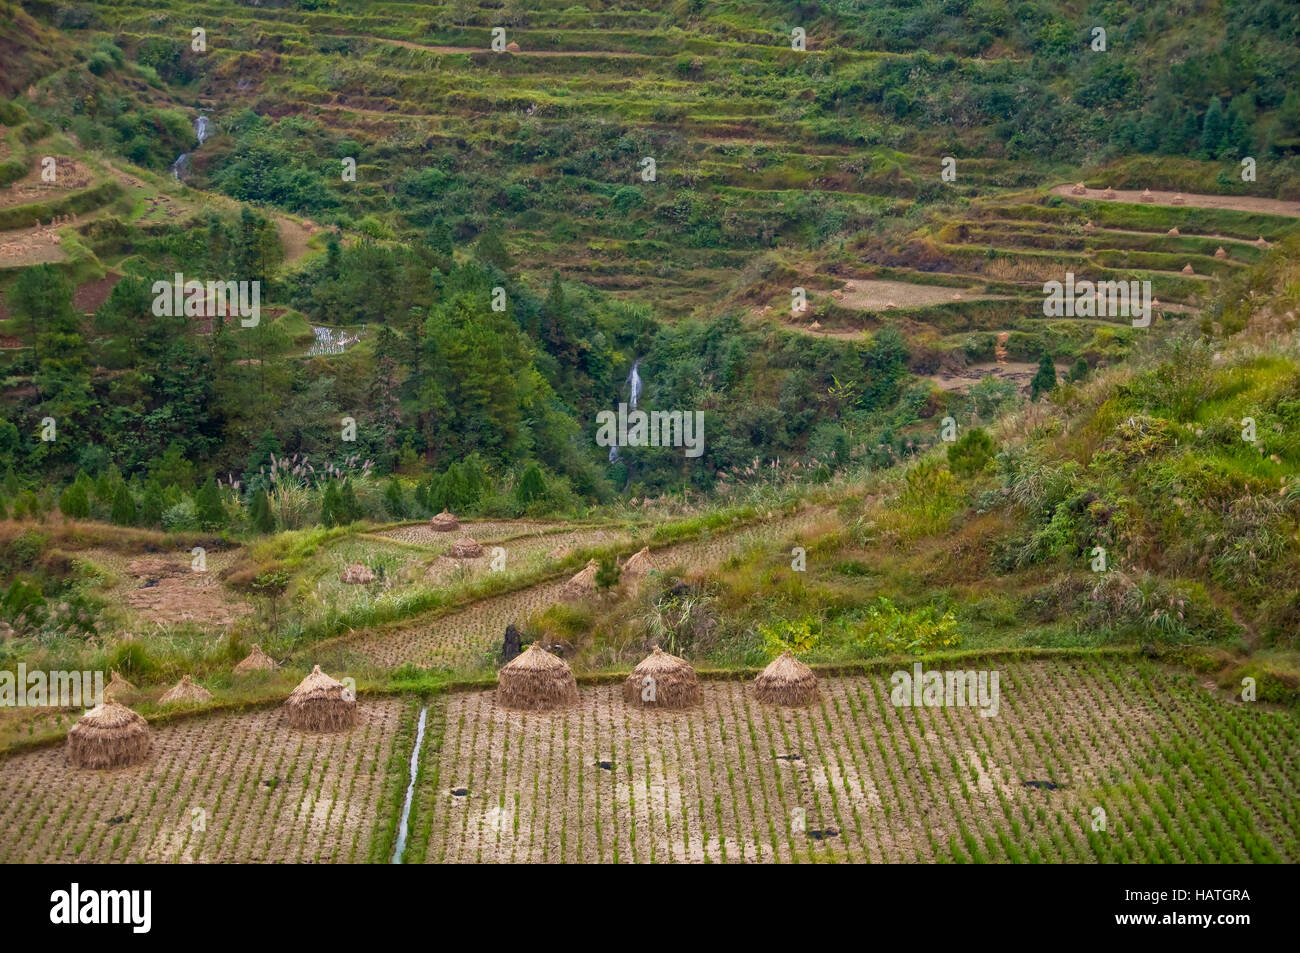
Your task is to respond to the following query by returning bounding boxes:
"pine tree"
[249,488,275,534]
[140,481,166,528]
[58,481,90,519]
[194,477,226,530]
[383,477,406,518]
[320,480,343,528]
[110,484,136,526]
[1030,353,1058,402]
[340,480,362,524]
[1201,97,1226,159]
[516,462,547,508]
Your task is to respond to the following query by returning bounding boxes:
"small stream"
[391,705,428,864]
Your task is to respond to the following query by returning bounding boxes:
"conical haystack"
[560,559,599,599]
[1083,221,1095,233]
[1070,182,1086,195]
[505,41,521,52]
[496,643,578,710]
[1102,186,1116,199]
[754,652,819,707]
[430,509,459,532]
[1140,188,1154,203]
[1167,226,1180,236]
[1214,246,1227,260]
[66,702,150,769]
[622,546,656,578]
[159,675,213,705]
[1171,193,1186,205]
[450,537,484,559]
[102,670,135,703]
[1254,236,1269,248]
[285,665,357,731]
[1181,263,1194,275]
[808,320,822,330]
[547,544,572,560]
[234,643,279,674]
[624,646,701,709]
[340,562,375,584]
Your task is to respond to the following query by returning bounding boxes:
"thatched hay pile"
[1083,221,1095,233]
[1070,182,1087,195]
[622,546,656,578]
[159,675,213,705]
[1255,236,1270,248]
[66,702,150,769]
[102,670,135,703]
[430,510,460,532]
[496,644,578,710]
[285,665,357,732]
[1102,186,1116,199]
[1171,193,1186,205]
[560,559,599,599]
[450,537,484,559]
[506,41,521,52]
[234,643,279,675]
[1181,263,1195,275]
[753,652,819,707]
[1214,246,1227,260]
[624,646,701,709]
[1141,188,1155,203]
[340,563,375,584]
[547,544,572,560]
[1167,226,1180,236]
[808,320,822,330]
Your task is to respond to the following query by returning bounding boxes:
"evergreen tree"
[1201,97,1226,159]
[140,481,166,528]
[249,488,275,534]
[340,480,362,524]
[245,429,282,477]
[383,477,406,518]
[516,462,547,508]
[320,480,343,527]
[110,484,137,526]
[595,556,620,592]
[58,481,90,519]
[1030,353,1058,402]
[194,477,227,530]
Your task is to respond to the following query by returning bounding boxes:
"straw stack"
[430,510,460,532]
[496,644,578,710]
[339,563,375,584]
[102,670,135,703]
[753,652,819,707]
[285,665,357,731]
[66,702,150,769]
[450,537,484,558]
[560,559,599,599]
[159,675,213,705]
[234,643,279,674]
[624,646,701,709]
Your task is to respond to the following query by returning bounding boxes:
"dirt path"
[276,215,318,264]
[1052,185,1300,218]
[359,36,653,58]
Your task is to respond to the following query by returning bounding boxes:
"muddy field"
[415,661,1299,863]
[0,698,411,863]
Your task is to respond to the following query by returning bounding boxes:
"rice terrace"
[0,0,1298,905]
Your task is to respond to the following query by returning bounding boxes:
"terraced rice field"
[335,512,823,671]
[411,660,1300,864]
[0,698,412,863]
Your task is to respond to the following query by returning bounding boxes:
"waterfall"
[194,115,210,145]
[627,358,643,409]
[169,153,190,181]
[308,326,360,356]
